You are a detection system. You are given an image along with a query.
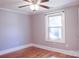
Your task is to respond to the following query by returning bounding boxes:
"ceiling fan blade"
[18,5,29,8]
[40,5,50,9]
[41,0,49,2]
[24,0,31,2]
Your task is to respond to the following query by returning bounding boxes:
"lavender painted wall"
[0,9,31,51]
[78,8,79,51]
[31,6,78,51]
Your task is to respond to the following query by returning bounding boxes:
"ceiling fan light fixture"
[30,4,39,11]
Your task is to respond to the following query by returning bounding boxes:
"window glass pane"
[49,15,62,27]
[49,28,62,39]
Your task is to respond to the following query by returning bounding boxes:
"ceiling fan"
[18,0,50,11]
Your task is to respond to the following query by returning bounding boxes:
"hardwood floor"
[0,47,78,58]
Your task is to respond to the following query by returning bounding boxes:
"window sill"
[46,39,65,43]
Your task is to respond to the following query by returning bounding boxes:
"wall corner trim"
[0,43,78,57]
[0,44,33,55]
[32,44,79,57]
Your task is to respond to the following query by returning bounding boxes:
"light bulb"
[30,4,39,10]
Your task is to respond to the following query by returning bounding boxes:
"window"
[46,12,65,43]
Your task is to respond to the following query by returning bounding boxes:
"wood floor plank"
[0,47,78,58]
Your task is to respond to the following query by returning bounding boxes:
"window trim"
[45,12,65,43]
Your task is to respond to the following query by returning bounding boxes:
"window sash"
[48,27,62,39]
[48,13,63,27]
[48,26,63,28]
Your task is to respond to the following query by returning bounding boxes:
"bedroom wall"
[31,5,78,51]
[78,8,79,51]
[0,9,31,51]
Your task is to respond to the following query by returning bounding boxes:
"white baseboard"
[0,43,79,57]
[0,44,33,55]
[32,44,79,57]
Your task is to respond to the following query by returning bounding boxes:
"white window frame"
[45,12,65,43]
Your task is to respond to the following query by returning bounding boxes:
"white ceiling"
[0,0,79,15]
